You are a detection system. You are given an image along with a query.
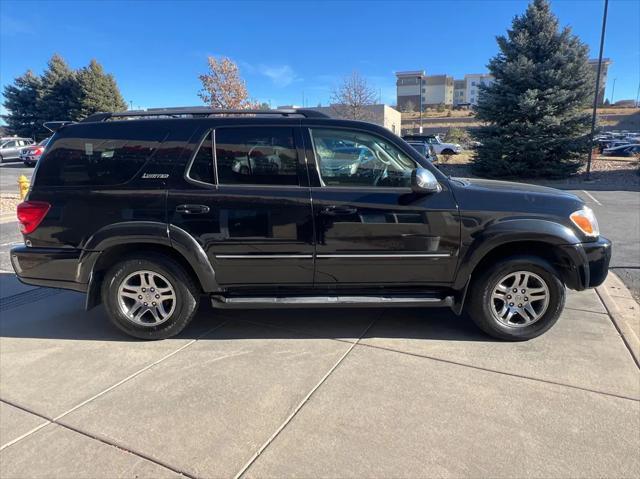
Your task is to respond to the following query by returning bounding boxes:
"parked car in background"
[602,143,640,157]
[20,137,51,167]
[402,134,462,155]
[0,137,34,162]
[11,107,611,342]
[406,141,439,166]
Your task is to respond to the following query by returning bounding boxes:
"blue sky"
[1,0,638,111]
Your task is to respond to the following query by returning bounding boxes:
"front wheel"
[466,255,565,341]
[101,254,200,339]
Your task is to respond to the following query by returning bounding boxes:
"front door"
[304,127,460,286]
[168,124,314,287]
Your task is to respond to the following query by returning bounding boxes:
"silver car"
[0,137,34,162]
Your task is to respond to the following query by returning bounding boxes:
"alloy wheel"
[117,270,176,326]
[489,270,550,327]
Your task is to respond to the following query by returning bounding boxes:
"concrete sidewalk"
[0,274,638,478]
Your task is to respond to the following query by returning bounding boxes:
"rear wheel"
[101,254,200,339]
[466,255,565,341]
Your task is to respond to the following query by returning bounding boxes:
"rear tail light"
[17,201,51,234]
[34,147,44,155]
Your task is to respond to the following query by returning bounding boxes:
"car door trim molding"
[316,253,451,258]
[216,254,314,259]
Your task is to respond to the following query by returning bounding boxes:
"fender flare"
[452,219,582,290]
[79,221,219,309]
[168,224,218,291]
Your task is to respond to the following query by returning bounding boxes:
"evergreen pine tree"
[76,59,127,118]
[39,54,82,121]
[1,70,46,139]
[472,0,595,179]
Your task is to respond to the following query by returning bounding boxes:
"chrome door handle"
[176,204,210,215]
[320,205,357,216]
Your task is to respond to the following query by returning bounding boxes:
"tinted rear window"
[36,124,166,187]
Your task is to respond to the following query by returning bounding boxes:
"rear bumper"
[10,245,87,292]
[558,236,612,291]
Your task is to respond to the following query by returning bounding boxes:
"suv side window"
[215,127,299,186]
[36,125,165,187]
[187,131,214,185]
[310,128,416,188]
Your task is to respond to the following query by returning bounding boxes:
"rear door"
[168,124,315,287]
[304,126,460,286]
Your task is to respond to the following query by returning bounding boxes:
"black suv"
[11,107,611,341]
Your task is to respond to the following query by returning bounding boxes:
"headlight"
[570,207,599,237]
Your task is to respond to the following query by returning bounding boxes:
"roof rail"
[80,107,330,123]
[43,121,75,132]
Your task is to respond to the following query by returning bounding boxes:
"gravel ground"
[0,194,21,216]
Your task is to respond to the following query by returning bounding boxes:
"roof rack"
[43,121,75,132]
[80,107,330,123]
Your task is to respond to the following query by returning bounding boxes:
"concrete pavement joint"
[354,341,640,402]
[0,320,229,453]
[233,315,380,479]
[0,399,196,479]
[232,314,640,401]
[564,306,609,315]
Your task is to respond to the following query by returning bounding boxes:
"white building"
[464,74,494,105]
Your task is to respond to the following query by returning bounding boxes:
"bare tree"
[198,57,256,109]
[330,71,377,120]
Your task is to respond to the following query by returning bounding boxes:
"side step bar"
[211,294,454,309]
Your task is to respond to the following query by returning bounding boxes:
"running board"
[210,294,454,309]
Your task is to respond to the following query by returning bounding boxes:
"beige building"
[453,79,466,106]
[395,70,426,112]
[424,75,454,106]
[588,58,612,105]
[304,104,402,135]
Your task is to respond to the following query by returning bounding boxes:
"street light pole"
[586,0,609,179]
[419,75,423,134]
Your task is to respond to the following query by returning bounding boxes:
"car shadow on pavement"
[0,289,491,343]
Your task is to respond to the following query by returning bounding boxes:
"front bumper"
[10,245,87,292]
[558,236,612,290]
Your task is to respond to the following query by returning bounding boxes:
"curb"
[596,272,640,368]
[0,214,17,225]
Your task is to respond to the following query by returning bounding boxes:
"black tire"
[101,254,200,340]
[441,148,455,155]
[466,255,565,341]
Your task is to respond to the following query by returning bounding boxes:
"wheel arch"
[453,219,584,291]
[79,221,218,309]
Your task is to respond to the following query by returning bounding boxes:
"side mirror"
[411,167,441,194]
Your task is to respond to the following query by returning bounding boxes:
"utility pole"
[586,0,608,180]
[129,100,133,110]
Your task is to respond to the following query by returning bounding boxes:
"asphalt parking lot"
[1,272,639,478]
